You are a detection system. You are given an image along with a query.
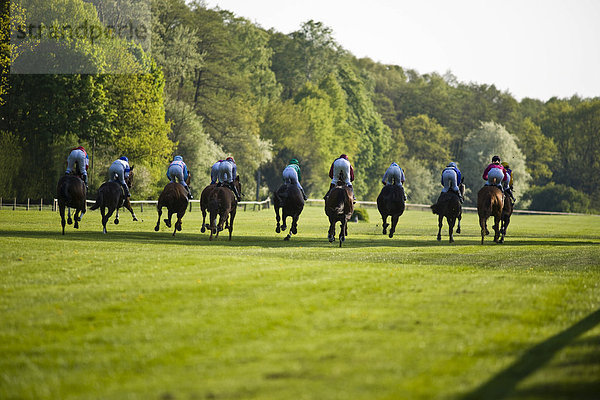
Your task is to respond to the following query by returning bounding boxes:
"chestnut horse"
[431,180,464,243]
[56,174,87,235]
[273,183,305,241]
[477,183,504,244]
[90,169,137,234]
[154,174,191,236]
[325,180,354,247]
[377,183,405,238]
[208,176,241,241]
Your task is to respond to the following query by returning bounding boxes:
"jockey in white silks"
[382,162,407,201]
[441,161,463,202]
[324,154,355,200]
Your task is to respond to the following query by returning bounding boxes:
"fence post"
[140,202,144,213]
[27,198,30,211]
[40,198,43,211]
[13,197,16,210]
[0,197,2,210]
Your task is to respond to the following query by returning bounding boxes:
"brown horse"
[154,174,191,236]
[57,174,87,235]
[499,193,513,244]
[200,183,217,233]
[325,181,354,247]
[273,183,305,241]
[477,184,504,244]
[208,176,241,241]
[431,181,464,243]
[377,183,405,239]
[90,168,137,234]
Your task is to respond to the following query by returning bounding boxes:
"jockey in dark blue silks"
[167,155,192,199]
[441,161,463,203]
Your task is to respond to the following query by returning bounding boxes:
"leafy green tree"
[401,114,451,171]
[459,122,531,205]
[513,117,557,183]
[524,183,591,213]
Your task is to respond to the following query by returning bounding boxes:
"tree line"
[1,0,598,213]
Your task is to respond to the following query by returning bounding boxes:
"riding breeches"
[486,167,505,187]
[168,164,189,189]
[108,163,130,195]
[282,166,304,192]
[210,162,221,184]
[331,158,352,186]
[218,161,236,183]
[442,169,459,193]
[66,149,88,177]
[382,165,405,187]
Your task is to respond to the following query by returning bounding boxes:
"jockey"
[218,156,241,201]
[210,160,223,184]
[282,158,307,200]
[109,156,131,198]
[501,161,516,203]
[382,162,407,201]
[324,154,355,200]
[65,146,89,187]
[482,155,508,190]
[167,155,192,199]
[441,162,463,203]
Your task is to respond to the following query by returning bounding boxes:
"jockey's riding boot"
[187,188,193,199]
[301,188,307,201]
[232,185,241,202]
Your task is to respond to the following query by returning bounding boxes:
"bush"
[351,207,369,222]
[524,183,591,213]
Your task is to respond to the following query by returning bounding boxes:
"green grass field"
[1,205,599,400]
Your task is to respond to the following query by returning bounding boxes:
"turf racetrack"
[1,206,599,399]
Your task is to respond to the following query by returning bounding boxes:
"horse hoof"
[276,226,281,233]
[67,218,73,225]
[201,227,206,233]
[437,235,441,241]
[176,225,182,232]
[114,219,119,225]
[450,238,454,243]
[154,225,159,232]
[382,229,387,235]
[281,225,287,232]
[456,228,461,234]
[328,236,335,243]
[291,227,297,235]
[284,236,290,241]
[389,232,394,238]
[133,217,138,222]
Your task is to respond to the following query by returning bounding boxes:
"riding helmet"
[174,155,183,161]
[119,156,129,162]
[492,155,501,163]
[448,162,457,168]
[226,156,235,162]
[501,161,510,169]
[289,158,299,165]
[340,154,348,160]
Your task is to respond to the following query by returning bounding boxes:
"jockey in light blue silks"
[210,160,223,184]
[65,146,89,186]
[218,156,241,201]
[282,158,307,200]
[441,161,463,202]
[108,156,131,197]
[382,162,407,200]
[167,155,192,199]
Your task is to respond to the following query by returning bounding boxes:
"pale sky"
[206,0,600,101]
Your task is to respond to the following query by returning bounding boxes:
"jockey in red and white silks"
[65,146,89,185]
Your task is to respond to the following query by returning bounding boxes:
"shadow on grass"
[0,229,598,249]
[461,308,600,400]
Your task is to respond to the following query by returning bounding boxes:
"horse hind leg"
[67,207,73,225]
[339,221,346,247]
[437,215,443,241]
[59,205,66,235]
[101,207,109,234]
[114,208,120,225]
[448,216,456,243]
[328,220,336,243]
[154,206,163,232]
[382,215,389,235]
[389,215,399,238]
[275,206,281,233]
[456,212,462,234]
[164,211,173,228]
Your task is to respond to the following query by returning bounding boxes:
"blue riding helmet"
[119,156,129,162]
[448,162,457,168]
[174,155,183,161]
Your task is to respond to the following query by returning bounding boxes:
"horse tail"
[90,190,102,210]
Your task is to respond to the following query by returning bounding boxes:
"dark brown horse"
[431,181,464,243]
[208,176,241,241]
[154,174,191,236]
[90,169,137,234]
[57,174,87,235]
[377,183,405,238]
[200,183,217,233]
[325,181,354,247]
[499,193,513,244]
[273,183,305,241]
[477,184,504,244]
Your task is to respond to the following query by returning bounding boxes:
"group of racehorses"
[56,172,513,245]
